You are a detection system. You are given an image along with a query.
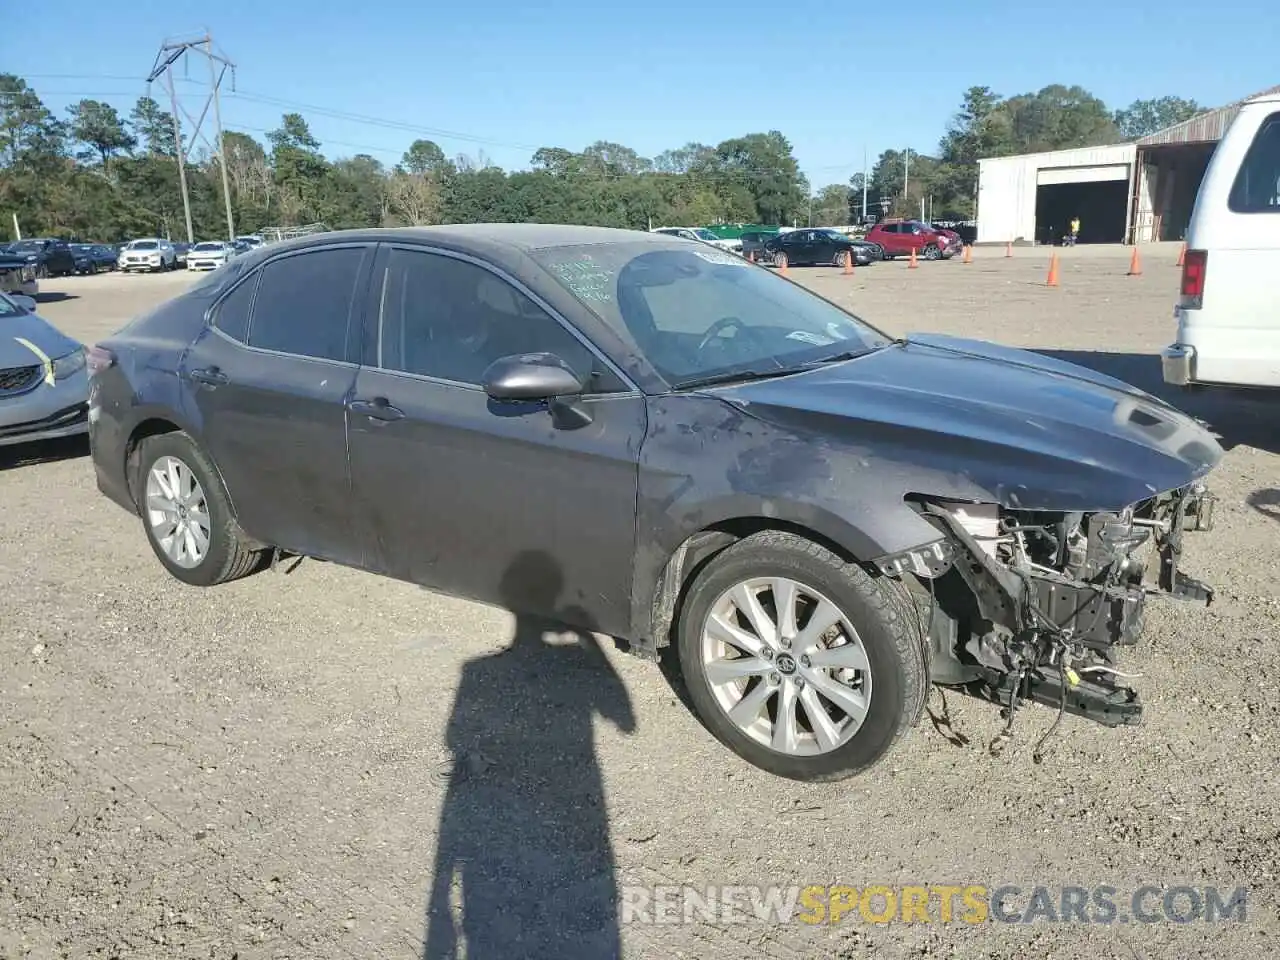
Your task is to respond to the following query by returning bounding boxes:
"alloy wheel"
[699,576,873,756]
[144,455,211,569]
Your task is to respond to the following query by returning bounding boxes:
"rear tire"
[136,431,269,587]
[675,530,927,781]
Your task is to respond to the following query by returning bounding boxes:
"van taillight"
[1180,249,1207,309]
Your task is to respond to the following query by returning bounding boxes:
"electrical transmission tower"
[146,34,237,243]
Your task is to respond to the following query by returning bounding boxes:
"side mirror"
[482,352,585,401]
[12,295,37,313]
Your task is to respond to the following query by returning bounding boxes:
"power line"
[22,72,864,178]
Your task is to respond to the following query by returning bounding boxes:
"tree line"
[0,73,1203,242]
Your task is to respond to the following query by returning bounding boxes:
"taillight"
[1180,249,1207,309]
[86,345,116,376]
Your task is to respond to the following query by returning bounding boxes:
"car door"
[810,230,837,263]
[345,243,647,634]
[178,242,374,564]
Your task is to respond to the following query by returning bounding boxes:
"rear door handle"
[348,397,405,421]
[189,366,229,387]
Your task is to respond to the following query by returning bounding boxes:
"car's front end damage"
[877,481,1218,749]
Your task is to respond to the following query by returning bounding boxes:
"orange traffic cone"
[1176,242,1186,266]
[962,244,972,264]
[843,250,854,276]
[747,250,755,263]
[908,246,919,269]
[1127,246,1142,276]
[1046,252,1060,287]
[1005,241,1013,258]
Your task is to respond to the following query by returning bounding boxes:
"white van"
[1162,89,1280,388]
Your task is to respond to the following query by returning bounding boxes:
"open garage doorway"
[1035,180,1128,244]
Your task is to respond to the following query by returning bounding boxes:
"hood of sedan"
[0,312,81,368]
[712,333,1223,512]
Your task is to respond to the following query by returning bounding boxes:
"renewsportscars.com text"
[620,884,1249,926]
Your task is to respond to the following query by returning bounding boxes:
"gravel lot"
[3,244,1277,959]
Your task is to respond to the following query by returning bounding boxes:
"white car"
[186,241,236,272]
[649,227,744,255]
[235,235,266,251]
[1162,88,1280,389]
[118,238,177,273]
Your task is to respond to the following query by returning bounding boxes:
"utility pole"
[861,147,868,223]
[903,148,910,213]
[161,68,193,243]
[147,33,238,244]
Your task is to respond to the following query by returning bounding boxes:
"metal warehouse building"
[975,85,1280,246]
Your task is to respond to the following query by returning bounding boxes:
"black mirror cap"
[482,352,585,401]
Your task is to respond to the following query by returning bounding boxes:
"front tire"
[136,431,269,587]
[675,530,927,781]
[923,243,941,261]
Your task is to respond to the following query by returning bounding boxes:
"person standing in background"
[1068,216,1081,245]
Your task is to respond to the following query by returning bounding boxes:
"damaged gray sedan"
[87,225,1219,781]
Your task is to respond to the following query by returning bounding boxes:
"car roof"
[240,224,678,268]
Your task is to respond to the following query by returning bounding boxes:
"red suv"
[865,220,959,261]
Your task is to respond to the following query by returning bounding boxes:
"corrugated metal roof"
[1137,85,1280,146]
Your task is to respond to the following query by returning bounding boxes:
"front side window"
[1229,112,1280,213]
[531,241,891,388]
[246,247,365,361]
[373,248,618,389]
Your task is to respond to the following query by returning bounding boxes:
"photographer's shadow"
[423,551,636,959]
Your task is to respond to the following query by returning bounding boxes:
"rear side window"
[1229,112,1280,213]
[212,273,257,341]
[247,247,366,361]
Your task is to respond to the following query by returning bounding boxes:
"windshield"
[128,240,159,250]
[531,242,892,388]
[10,240,46,254]
[692,229,720,242]
[193,242,225,251]
[72,244,93,252]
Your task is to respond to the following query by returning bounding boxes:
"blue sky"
[8,0,1274,189]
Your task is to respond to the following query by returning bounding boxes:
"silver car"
[0,293,89,447]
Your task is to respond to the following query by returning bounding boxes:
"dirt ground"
[2,244,1277,960]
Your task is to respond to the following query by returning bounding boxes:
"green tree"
[810,184,852,226]
[129,96,178,157]
[66,99,136,168]
[1114,96,1204,140]
[713,131,808,224]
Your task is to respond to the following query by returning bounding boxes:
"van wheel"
[675,530,927,781]
[136,431,269,587]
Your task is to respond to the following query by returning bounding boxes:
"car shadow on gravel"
[423,550,636,960]
[1037,350,1279,455]
[0,434,89,471]
[34,291,78,303]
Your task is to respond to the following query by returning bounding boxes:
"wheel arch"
[122,413,239,525]
[634,515,870,660]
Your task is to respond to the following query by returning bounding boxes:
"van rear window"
[1228,112,1280,213]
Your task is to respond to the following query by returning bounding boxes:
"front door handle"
[189,366,228,387]
[348,397,405,421]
